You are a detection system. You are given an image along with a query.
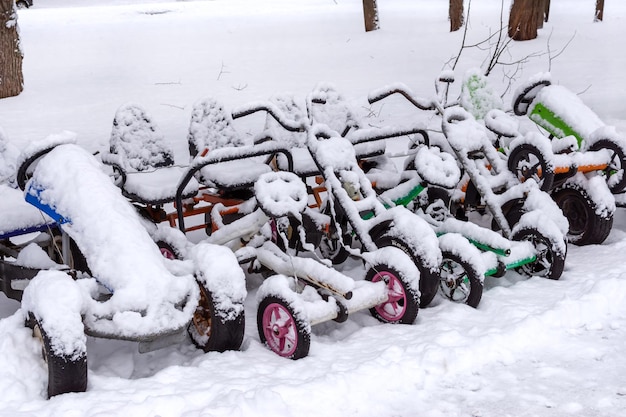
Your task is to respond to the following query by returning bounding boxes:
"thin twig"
[217,62,230,81]
[160,103,185,110]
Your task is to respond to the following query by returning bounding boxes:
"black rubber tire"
[417,187,455,223]
[439,251,483,308]
[28,314,88,398]
[156,240,181,260]
[490,198,525,234]
[588,139,626,194]
[319,233,352,265]
[551,184,613,245]
[512,79,551,116]
[507,143,555,192]
[257,295,310,360]
[188,282,245,352]
[511,227,565,280]
[375,236,439,308]
[365,258,420,324]
[48,229,90,273]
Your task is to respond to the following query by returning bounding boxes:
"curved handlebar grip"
[368,83,436,111]
[232,101,306,132]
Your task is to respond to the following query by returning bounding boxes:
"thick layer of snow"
[1,0,626,415]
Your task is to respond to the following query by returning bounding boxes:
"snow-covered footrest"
[437,217,511,256]
[479,240,535,277]
[255,242,356,298]
[305,279,388,326]
[341,279,388,314]
[498,240,535,271]
[257,274,387,327]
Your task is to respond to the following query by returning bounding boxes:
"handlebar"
[16,134,77,191]
[231,101,306,132]
[367,83,438,112]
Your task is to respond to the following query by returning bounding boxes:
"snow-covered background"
[1,0,626,415]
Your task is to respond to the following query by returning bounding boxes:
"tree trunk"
[508,0,543,41]
[0,0,23,99]
[362,0,380,32]
[536,0,544,29]
[449,0,464,32]
[544,0,551,22]
[595,0,604,22]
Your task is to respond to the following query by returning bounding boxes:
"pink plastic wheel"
[157,241,177,260]
[160,247,176,259]
[262,302,299,357]
[371,271,407,322]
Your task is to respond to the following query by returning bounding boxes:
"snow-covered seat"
[309,84,386,159]
[188,97,271,189]
[259,94,318,176]
[104,103,199,204]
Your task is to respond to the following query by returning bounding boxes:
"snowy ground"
[1,0,626,416]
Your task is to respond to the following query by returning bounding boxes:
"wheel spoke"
[264,304,298,355]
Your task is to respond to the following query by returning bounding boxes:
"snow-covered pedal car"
[490,73,625,244]
[8,139,245,398]
[512,73,626,195]
[172,143,422,360]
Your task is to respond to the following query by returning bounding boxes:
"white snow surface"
[1,0,626,415]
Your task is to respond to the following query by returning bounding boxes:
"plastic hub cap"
[372,271,406,321]
[263,303,297,357]
[160,248,176,260]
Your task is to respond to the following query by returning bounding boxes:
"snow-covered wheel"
[493,198,526,233]
[188,282,245,352]
[512,79,551,116]
[156,240,178,260]
[319,233,351,265]
[419,187,454,223]
[511,227,565,280]
[365,259,419,324]
[47,229,90,272]
[257,295,310,360]
[439,251,483,308]
[588,139,626,194]
[507,143,554,191]
[551,184,613,245]
[27,314,87,398]
[374,236,439,308]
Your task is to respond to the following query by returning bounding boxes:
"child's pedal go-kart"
[103,101,426,360]
[1,136,245,398]
[172,142,425,360]
[230,96,444,309]
[366,83,568,281]
[481,72,623,245]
